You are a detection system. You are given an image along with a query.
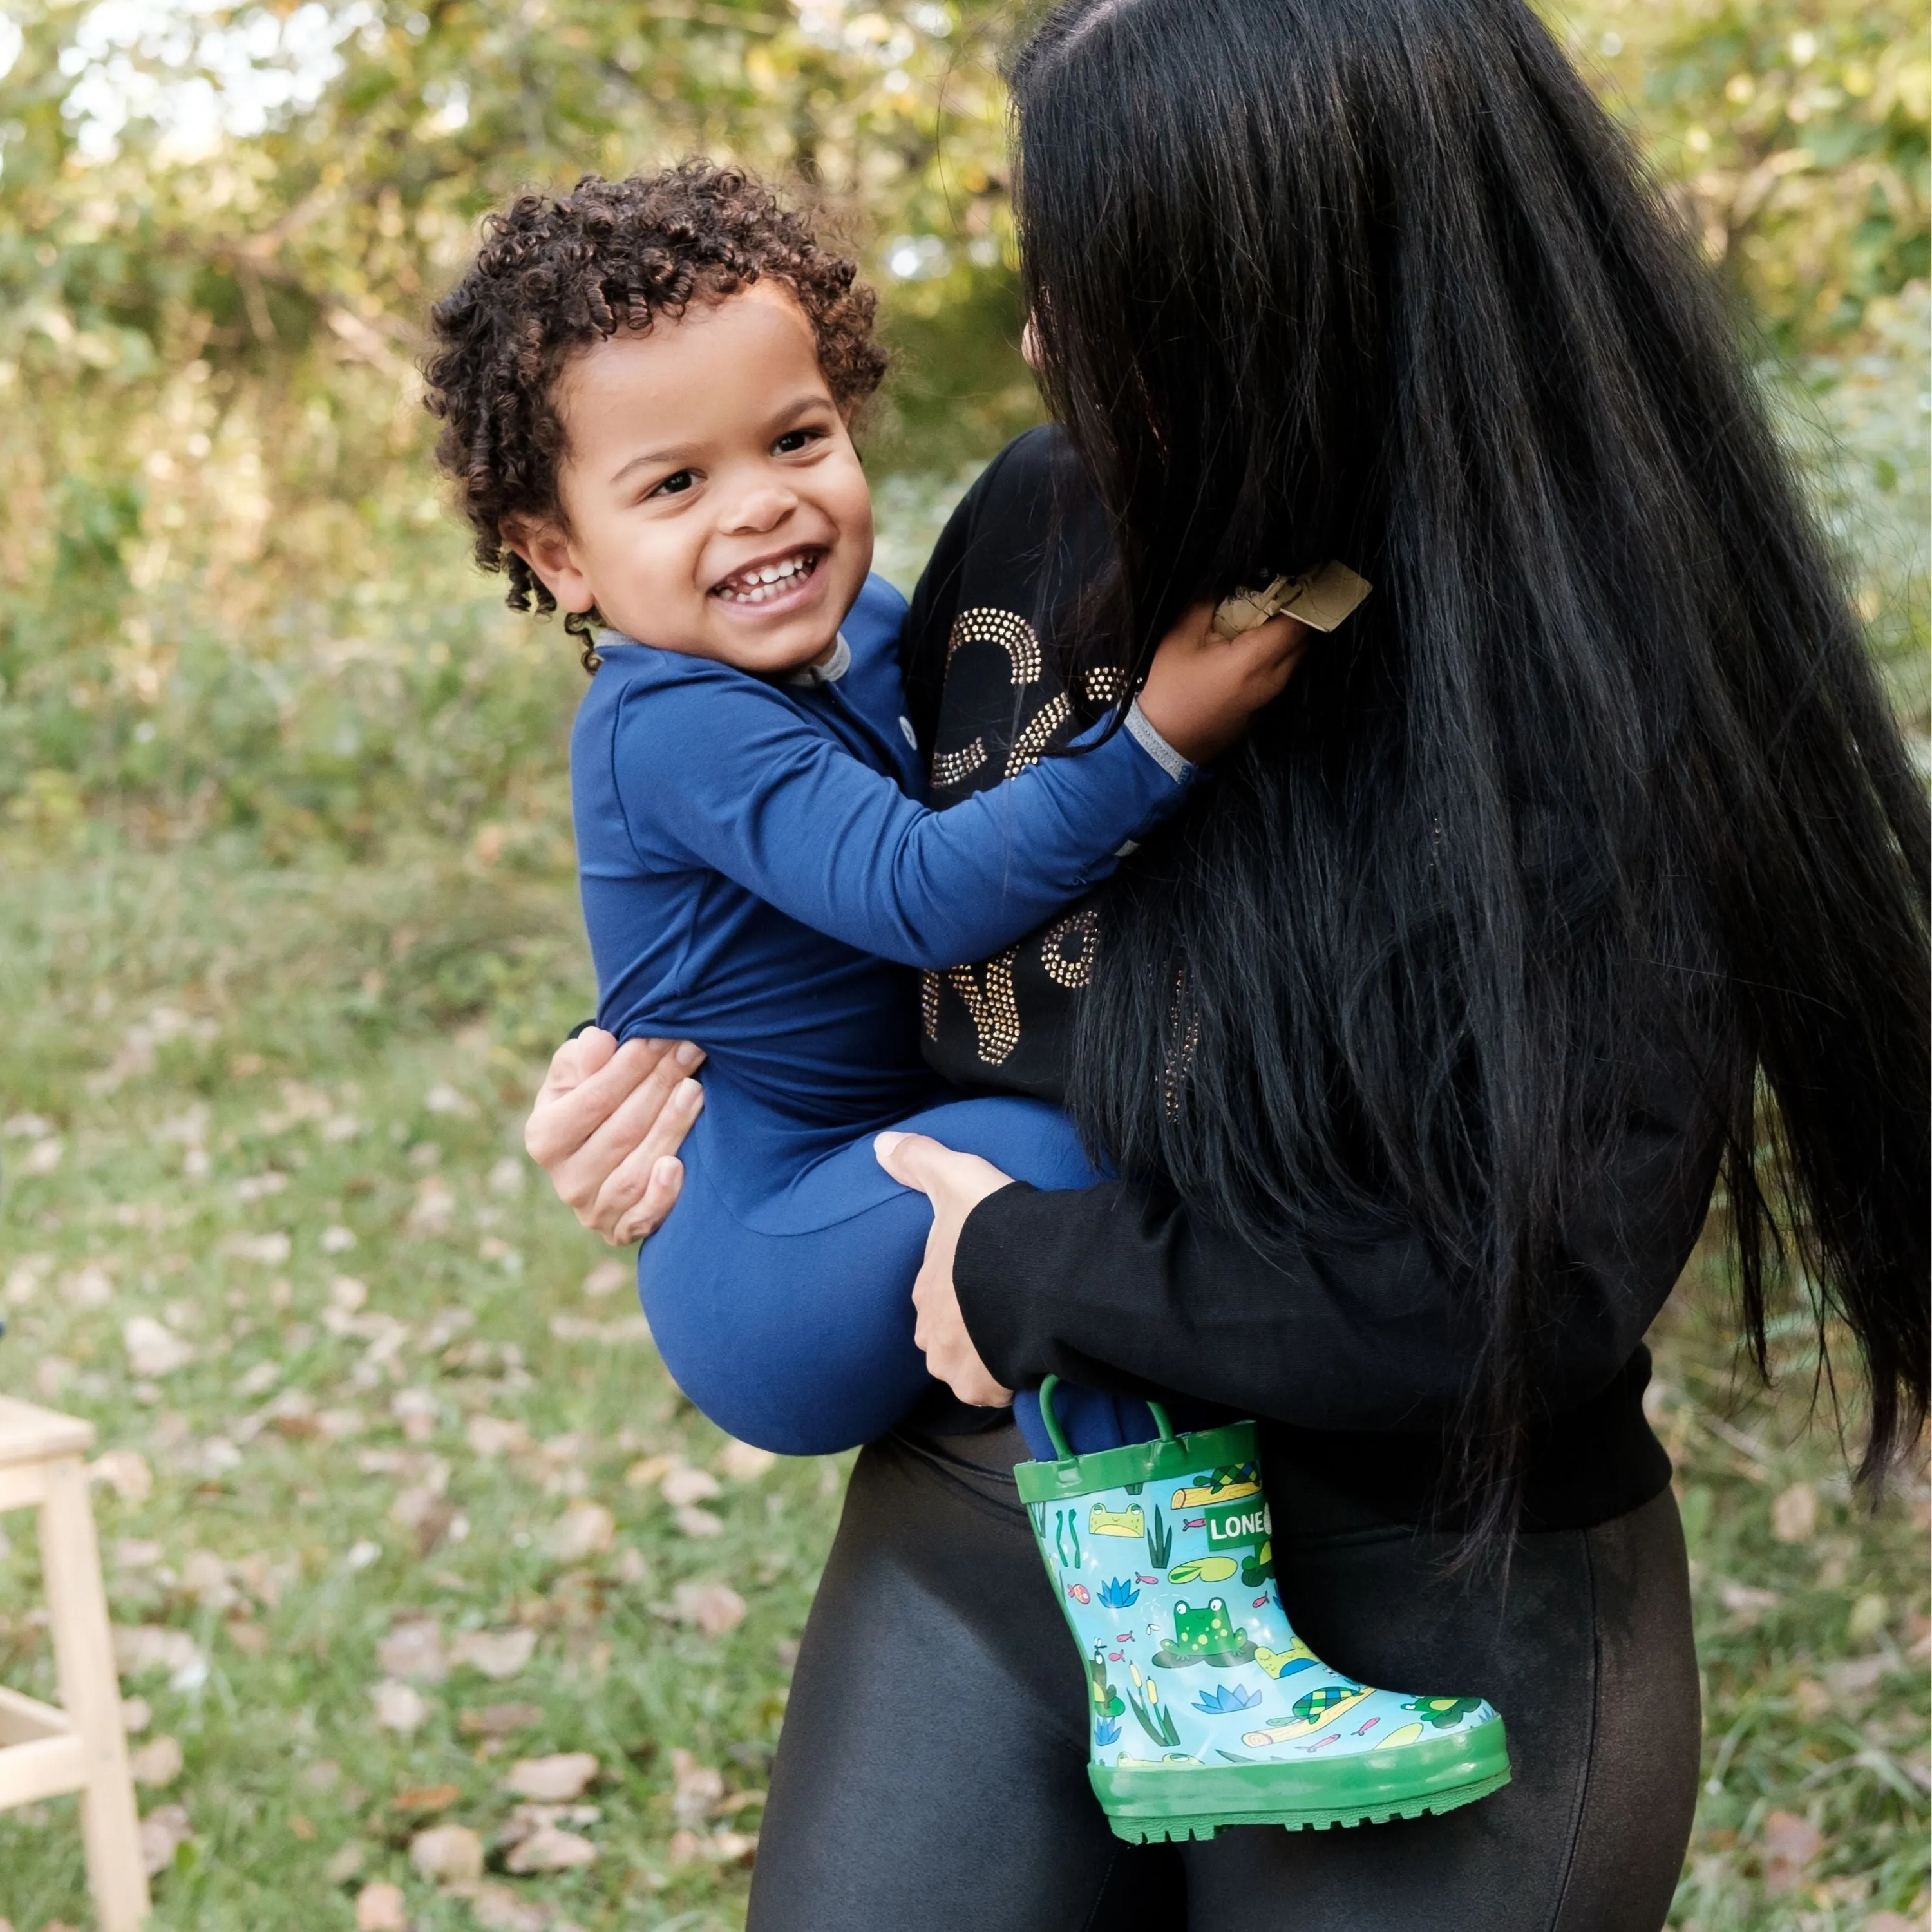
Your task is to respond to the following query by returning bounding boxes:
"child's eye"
[773,428,824,455]
[649,469,697,498]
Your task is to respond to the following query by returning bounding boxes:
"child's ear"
[504,515,597,614]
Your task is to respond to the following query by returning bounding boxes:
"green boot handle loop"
[1037,1374,1178,1464]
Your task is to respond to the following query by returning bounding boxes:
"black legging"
[748,1419,1700,1931]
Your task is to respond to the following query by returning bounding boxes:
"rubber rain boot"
[1018,1377,1511,1844]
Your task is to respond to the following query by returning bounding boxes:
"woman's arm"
[878,1029,1727,1432]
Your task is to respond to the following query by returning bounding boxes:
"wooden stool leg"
[38,1453,151,1930]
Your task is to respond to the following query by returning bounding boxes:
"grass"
[0,828,1922,1932]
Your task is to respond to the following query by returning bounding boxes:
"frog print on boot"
[1018,1379,1511,1844]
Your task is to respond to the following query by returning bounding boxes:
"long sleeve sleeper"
[571,573,1189,1454]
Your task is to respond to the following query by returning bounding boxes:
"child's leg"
[635,1092,1155,1458]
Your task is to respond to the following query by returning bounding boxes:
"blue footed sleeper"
[572,569,1510,1841]
[573,572,1184,1460]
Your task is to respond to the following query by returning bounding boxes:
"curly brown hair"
[424,164,887,661]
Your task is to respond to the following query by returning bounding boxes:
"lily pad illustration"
[1166,1556,1238,1587]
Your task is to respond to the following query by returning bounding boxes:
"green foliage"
[0,0,1923,853]
[1553,0,1929,354]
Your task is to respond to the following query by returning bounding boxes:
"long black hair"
[1010,0,1929,1539]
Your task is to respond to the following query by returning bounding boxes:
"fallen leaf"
[122,1316,194,1379]
[718,1440,777,1482]
[129,1736,184,1786]
[139,1803,193,1875]
[1761,1808,1822,1895]
[90,1451,154,1506]
[502,1753,598,1802]
[504,1823,598,1873]
[393,1388,440,1441]
[674,1506,725,1539]
[64,1262,111,1305]
[22,1133,65,1174]
[459,1702,544,1739]
[182,1551,238,1613]
[624,1455,674,1490]
[324,1843,365,1884]
[221,1230,292,1266]
[465,1415,532,1459]
[1865,1917,1920,1932]
[465,1886,580,1932]
[671,1581,746,1639]
[372,1680,430,1736]
[1770,1482,1818,1544]
[410,1823,484,1884]
[409,1176,457,1234]
[321,1224,357,1252]
[1718,1581,1781,1629]
[1792,1678,1830,1720]
[547,1502,615,1563]
[583,1261,629,1300]
[378,1618,448,1684]
[659,1465,721,1508]
[114,1625,204,1683]
[355,1881,408,1931]
[667,1824,759,1867]
[1824,1654,1886,1700]
[450,1629,536,1681]
[396,1783,462,1813]
[121,1696,153,1735]
[500,1802,600,1841]
[670,1748,726,1828]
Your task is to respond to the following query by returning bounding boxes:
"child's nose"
[719,484,798,535]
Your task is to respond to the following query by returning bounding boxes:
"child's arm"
[614,609,1303,971]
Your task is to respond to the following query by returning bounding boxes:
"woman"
[528,0,1929,1923]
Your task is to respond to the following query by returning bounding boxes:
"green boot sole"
[1094,1721,1512,1842]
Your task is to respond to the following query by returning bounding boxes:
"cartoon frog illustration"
[1089,1502,1145,1538]
[1402,1695,1486,1729]
[1151,1596,1259,1670]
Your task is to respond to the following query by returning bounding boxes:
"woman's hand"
[874,1130,1016,1408]
[524,1028,705,1244]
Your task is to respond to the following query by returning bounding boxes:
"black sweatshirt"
[902,426,1721,1531]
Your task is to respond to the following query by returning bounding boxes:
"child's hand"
[1135,603,1309,764]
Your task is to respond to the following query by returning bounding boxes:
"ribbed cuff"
[1123,701,1193,783]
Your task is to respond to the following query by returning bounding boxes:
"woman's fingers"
[526,1033,705,1234]
[873,1130,1011,1202]
[594,1078,705,1242]
[876,1130,1016,1407]
[611,1154,687,1247]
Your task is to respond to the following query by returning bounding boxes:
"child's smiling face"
[509,281,874,676]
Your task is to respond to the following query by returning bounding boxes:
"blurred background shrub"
[0,0,1924,862]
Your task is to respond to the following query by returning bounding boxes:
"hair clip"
[1210,561,1372,639]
